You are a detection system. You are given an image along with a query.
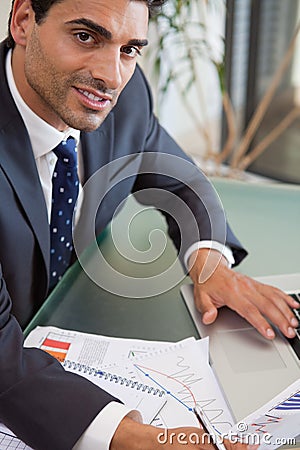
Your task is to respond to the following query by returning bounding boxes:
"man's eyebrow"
[65,18,148,47]
[127,39,148,47]
[66,18,112,40]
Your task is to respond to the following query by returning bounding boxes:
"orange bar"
[44,349,67,363]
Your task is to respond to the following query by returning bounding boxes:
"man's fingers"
[225,439,258,450]
[257,283,299,327]
[279,291,300,309]
[250,282,298,338]
[229,296,276,339]
[194,289,218,325]
[190,250,299,341]
[222,277,298,340]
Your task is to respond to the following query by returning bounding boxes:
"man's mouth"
[78,88,107,103]
[75,87,113,111]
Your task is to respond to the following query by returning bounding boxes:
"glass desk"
[25,178,300,340]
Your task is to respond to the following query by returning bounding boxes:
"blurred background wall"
[1,0,10,40]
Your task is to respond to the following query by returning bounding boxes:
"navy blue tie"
[49,137,79,290]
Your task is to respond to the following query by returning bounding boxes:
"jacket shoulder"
[113,65,154,119]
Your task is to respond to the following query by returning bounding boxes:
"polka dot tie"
[49,137,79,290]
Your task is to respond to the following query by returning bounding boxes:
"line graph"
[132,341,234,433]
[134,363,196,411]
[250,415,283,434]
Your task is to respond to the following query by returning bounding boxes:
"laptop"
[181,272,300,437]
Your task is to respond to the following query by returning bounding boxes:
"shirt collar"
[5,50,80,159]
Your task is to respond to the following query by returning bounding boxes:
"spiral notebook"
[0,327,169,449]
[0,362,166,450]
[62,360,166,423]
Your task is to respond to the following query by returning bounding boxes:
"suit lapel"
[74,114,115,254]
[0,41,50,277]
[81,113,115,183]
[0,118,50,274]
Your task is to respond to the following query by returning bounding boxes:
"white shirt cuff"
[184,241,235,269]
[73,402,142,450]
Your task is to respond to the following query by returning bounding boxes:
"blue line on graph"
[134,364,193,411]
[133,364,224,436]
[274,391,300,410]
[275,405,300,410]
[282,403,300,407]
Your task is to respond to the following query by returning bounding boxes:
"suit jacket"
[0,39,247,449]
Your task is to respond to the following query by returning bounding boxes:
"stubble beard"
[25,65,114,132]
[24,30,115,132]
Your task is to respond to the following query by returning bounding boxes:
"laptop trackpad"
[218,328,286,373]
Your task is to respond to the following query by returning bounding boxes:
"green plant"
[147,0,226,156]
[147,1,300,178]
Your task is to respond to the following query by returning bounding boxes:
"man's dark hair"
[6,0,166,48]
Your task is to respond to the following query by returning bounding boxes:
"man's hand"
[188,248,299,340]
[110,416,255,450]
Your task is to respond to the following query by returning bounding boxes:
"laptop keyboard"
[288,293,300,359]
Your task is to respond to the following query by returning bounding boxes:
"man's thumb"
[195,290,218,325]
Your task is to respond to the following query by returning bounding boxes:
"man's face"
[12,0,149,131]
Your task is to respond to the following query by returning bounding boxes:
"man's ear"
[10,0,35,47]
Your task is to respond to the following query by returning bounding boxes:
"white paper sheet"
[230,379,300,449]
[131,338,235,433]
[24,325,195,368]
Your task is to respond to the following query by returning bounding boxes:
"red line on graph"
[251,416,282,434]
[135,363,197,406]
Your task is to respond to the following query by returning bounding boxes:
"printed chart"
[132,339,234,432]
[231,380,300,450]
[247,388,300,435]
[25,325,179,369]
[40,330,75,362]
[0,432,33,450]
[272,391,300,413]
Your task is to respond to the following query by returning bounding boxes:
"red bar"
[43,338,71,350]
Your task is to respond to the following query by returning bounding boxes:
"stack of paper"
[1,326,298,449]
[23,326,235,431]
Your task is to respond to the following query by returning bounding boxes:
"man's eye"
[76,32,94,43]
[121,46,141,58]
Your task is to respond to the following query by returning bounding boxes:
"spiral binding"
[63,360,165,397]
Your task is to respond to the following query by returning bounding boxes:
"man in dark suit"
[0,0,298,448]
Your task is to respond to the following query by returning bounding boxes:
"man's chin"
[64,111,110,132]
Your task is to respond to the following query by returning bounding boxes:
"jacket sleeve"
[131,66,248,267]
[0,265,121,450]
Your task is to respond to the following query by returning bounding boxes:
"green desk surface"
[212,178,300,277]
[24,196,196,341]
[25,178,300,340]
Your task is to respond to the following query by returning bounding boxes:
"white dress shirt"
[6,49,233,449]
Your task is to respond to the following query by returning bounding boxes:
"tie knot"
[53,137,77,167]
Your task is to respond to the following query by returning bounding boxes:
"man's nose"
[90,48,122,91]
